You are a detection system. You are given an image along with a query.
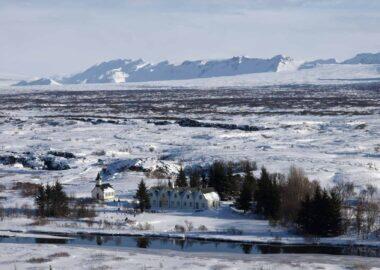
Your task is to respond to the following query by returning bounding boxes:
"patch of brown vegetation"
[48,252,70,259]
[28,218,50,226]
[26,257,51,263]
[12,182,40,197]
[90,265,112,270]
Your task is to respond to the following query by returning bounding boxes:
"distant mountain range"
[298,58,337,70]
[13,52,380,86]
[341,53,380,64]
[15,78,61,86]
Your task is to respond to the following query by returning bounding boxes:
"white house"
[148,187,220,210]
[91,173,115,201]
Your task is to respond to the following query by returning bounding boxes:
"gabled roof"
[97,183,114,191]
[148,186,218,199]
[204,191,220,201]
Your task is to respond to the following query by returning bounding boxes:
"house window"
[184,202,186,206]
[190,202,192,207]
[187,195,189,199]
[199,195,202,199]
[202,203,205,208]
[174,194,177,198]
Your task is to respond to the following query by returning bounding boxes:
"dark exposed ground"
[0,83,379,118]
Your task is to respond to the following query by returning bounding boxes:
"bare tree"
[353,185,379,238]
[280,166,317,224]
[354,195,365,238]
[366,184,377,200]
[333,181,355,202]
[365,202,379,236]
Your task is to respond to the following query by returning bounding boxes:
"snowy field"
[0,82,379,193]
[2,242,380,270]
[0,82,379,237]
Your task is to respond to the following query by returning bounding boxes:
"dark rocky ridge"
[176,118,267,131]
[0,152,71,170]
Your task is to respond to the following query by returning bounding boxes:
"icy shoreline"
[1,226,380,249]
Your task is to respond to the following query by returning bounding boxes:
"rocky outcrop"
[0,152,71,170]
[176,118,267,131]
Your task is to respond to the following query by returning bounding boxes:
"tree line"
[174,160,257,200]
[234,164,379,238]
[35,181,69,217]
[166,161,379,237]
[233,165,344,237]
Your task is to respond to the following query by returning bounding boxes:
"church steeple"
[95,173,102,187]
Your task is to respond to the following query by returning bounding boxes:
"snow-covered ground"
[1,204,379,248]
[2,242,380,270]
[0,84,378,194]
[0,203,292,243]
[0,78,379,265]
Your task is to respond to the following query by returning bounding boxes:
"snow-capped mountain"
[298,58,337,70]
[16,55,297,86]
[11,52,380,86]
[342,52,380,64]
[62,55,297,84]
[62,59,147,84]
[15,78,61,86]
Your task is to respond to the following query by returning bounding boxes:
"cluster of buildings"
[148,186,220,210]
[91,174,220,211]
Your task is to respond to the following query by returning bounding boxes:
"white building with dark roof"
[148,187,220,210]
[91,173,115,201]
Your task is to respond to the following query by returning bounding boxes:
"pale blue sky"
[1,0,379,76]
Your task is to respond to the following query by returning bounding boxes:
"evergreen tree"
[208,161,228,200]
[236,178,253,212]
[135,179,151,212]
[189,168,201,188]
[175,166,188,187]
[255,167,271,215]
[254,167,281,220]
[226,162,240,197]
[35,185,46,217]
[34,181,69,217]
[45,184,52,216]
[236,163,256,212]
[267,174,281,220]
[325,190,343,236]
[51,181,69,217]
[243,162,256,194]
[296,187,343,237]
